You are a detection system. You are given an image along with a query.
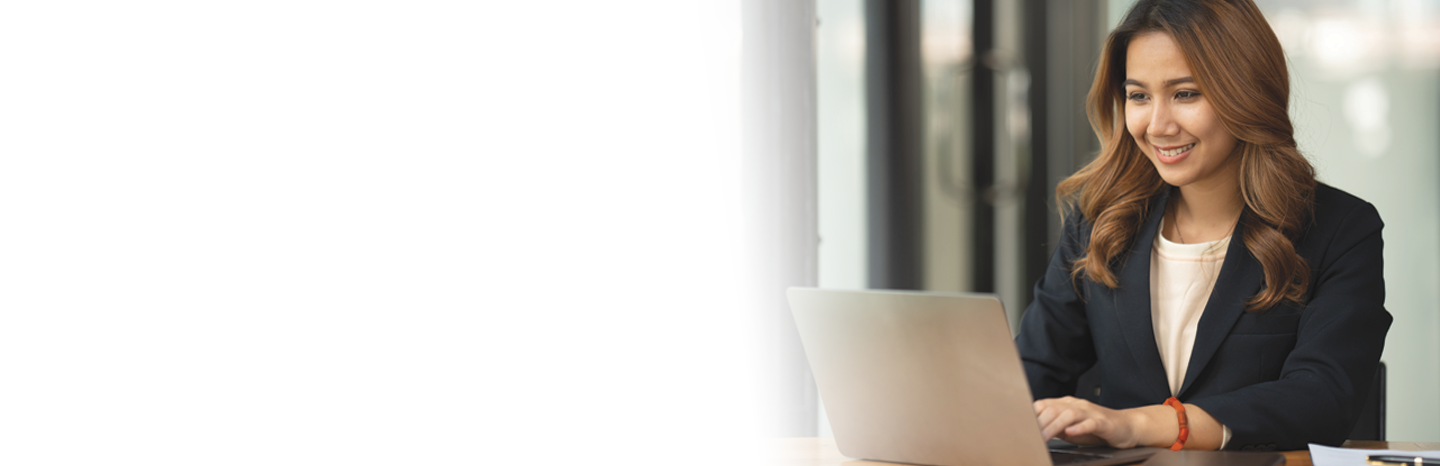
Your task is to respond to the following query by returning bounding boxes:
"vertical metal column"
[971,0,996,293]
[748,0,817,440]
[1009,0,1105,317]
[1022,0,1051,309]
[865,0,925,291]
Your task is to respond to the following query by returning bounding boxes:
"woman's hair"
[1058,0,1316,312]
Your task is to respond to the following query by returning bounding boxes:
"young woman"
[1015,0,1390,452]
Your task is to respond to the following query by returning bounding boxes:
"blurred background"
[801,0,1440,444]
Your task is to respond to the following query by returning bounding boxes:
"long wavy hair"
[1058,0,1316,312]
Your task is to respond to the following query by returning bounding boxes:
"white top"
[1150,218,1233,448]
[1150,228,1228,395]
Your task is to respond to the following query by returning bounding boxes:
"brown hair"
[1058,0,1315,312]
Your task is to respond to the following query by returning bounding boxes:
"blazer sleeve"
[1016,213,1098,400]
[1189,201,1391,450]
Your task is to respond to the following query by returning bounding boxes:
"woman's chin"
[1146,163,1192,185]
[1155,171,1195,188]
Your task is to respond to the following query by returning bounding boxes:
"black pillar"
[865,0,925,291]
[1022,0,1051,309]
[971,0,996,293]
[1017,0,1105,314]
[743,0,823,437]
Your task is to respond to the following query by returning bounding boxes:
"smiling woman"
[1123,34,1239,202]
[1061,0,1314,310]
[1014,0,1390,454]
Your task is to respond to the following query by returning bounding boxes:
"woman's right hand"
[1033,396,1148,448]
[1034,396,1222,450]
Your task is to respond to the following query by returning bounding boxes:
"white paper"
[1309,443,1440,466]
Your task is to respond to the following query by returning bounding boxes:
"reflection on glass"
[816,0,869,437]
[920,0,974,293]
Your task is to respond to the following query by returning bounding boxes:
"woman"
[1015,0,1390,452]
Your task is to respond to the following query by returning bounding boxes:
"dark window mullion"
[865,0,924,291]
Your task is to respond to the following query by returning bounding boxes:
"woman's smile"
[1155,143,1196,164]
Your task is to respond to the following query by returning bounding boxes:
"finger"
[1042,407,1082,441]
[1036,404,1069,439]
[1065,418,1100,438]
[1035,397,1077,418]
[1036,407,1057,440]
[1058,433,1106,446]
[1035,404,1057,429]
[1034,397,1065,414]
[1068,411,1136,449]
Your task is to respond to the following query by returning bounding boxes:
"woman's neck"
[1168,184,1243,244]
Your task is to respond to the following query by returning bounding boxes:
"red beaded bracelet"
[1163,397,1189,451]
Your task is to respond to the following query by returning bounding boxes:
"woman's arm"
[1187,199,1390,450]
[1016,213,1098,399]
[1033,196,1389,451]
[1033,396,1223,450]
[1031,191,1388,448]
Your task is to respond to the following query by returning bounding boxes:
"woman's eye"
[1127,92,1148,103]
[1176,90,1200,100]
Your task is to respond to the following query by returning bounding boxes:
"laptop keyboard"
[1049,449,1113,465]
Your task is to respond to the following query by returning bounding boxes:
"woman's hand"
[1033,396,1147,448]
[1033,397,1223,450]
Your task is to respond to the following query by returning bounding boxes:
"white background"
[0,1,478,463]
[599,0,864,463]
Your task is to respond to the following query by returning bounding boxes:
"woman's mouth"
[1156,143,1195,164]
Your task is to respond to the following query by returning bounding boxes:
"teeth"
[1160,144,1194,157]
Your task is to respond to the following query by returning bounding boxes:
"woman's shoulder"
[1312,182,1383,229]
[1298,183,1384,259]
[1315,182,1373,210]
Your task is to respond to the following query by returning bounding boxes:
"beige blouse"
[1150,220,1232,448]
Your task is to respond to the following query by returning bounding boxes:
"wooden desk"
[771,438,1440,466]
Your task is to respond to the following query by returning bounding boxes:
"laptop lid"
[786,288,1105,466]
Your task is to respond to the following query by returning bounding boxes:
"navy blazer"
[1016,183,1391,451]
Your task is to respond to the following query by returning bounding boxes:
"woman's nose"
[1147,103,1179,137]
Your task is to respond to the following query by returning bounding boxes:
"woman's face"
[1124,32,1239,192]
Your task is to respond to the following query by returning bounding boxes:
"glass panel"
[599,1,743,463]
[1252,0,1440,442]
[817,0,869,438]
[921,0,975,294]
[1101,0,1436,440]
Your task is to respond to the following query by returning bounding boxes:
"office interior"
[483,0,1440,463]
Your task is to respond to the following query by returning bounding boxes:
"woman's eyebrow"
[1123,77,1196,88]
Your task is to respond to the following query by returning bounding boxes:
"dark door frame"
[865,0,926,292]
[973,0,996,293]
[1019,0,1105,309]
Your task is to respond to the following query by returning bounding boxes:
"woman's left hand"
[1033,396,1144,448]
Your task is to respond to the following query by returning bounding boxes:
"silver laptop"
[786,288,1159,466]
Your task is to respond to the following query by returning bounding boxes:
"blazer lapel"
[1177,209,1266,398]
[1113,188,1173,402]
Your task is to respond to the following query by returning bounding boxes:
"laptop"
[786,288,1160,466]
